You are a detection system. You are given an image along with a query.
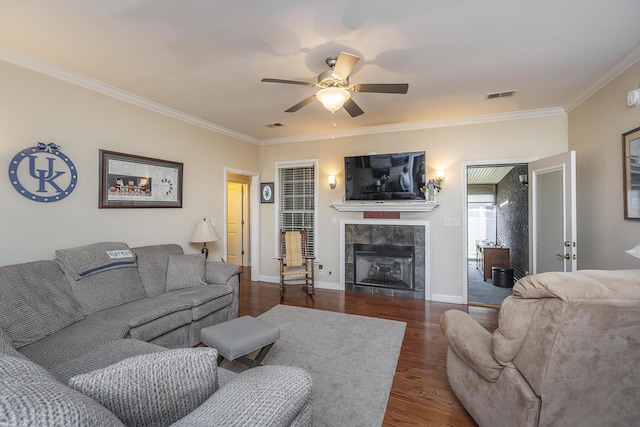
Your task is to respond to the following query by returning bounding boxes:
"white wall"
[259,115,568,301]
[568,59,640,269]
[0,61,259,265]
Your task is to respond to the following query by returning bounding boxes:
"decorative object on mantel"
[420,170,445,203]
[622,126,640,220]
[8,141,78,203]
[99,150,183,208]
[190,218,220,259]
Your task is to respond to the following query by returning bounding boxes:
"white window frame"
[274,159,318,258]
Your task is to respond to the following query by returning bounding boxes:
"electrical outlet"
[210,218,216,226]
[318,264,324,275]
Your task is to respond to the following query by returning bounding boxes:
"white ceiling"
[1,0,639,144]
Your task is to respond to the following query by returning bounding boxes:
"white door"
[529,151,577,273]
[227,182,244,266]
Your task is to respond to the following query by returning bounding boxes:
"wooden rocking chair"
[278,230,315,298]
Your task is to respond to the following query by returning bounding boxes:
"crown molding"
[0,46,259,144]
[564,44,640,113]
[258,107,566,145]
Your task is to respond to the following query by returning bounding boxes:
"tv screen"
[344,151,426,202]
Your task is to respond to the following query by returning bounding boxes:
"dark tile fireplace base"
[345,222,426,299]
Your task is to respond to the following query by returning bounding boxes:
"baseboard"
[430,293,465,305]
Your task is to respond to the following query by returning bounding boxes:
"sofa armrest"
[205,261,240,320]
[440,309,503,382]
[172,365,312,427]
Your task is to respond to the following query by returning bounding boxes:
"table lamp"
[190,218,220,259]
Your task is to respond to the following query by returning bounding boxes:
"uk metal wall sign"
[8,142,78,202]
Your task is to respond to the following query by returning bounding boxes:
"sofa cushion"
[133,244,184,297]
[88,294,193,342]
[49,339,166,384]
[19,318,129,369]
[168,284,234,320]
[0,354,124,426]
[0,260,84,348]
[166,254,207,291]
[56,242,137,280]
[58,255,147,316]
[69,348,219,427]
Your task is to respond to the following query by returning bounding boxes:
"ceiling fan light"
[316,87,350,113]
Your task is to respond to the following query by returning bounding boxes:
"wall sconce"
[190,218,220,259]
[435,170,445,190]
[328,175,336,189]
[626,243,640,259]
[519,174,529,187]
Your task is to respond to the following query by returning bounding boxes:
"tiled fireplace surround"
[341,219,429,299]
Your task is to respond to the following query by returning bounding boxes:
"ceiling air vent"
[486,90,516,100]
[265,123,285,128]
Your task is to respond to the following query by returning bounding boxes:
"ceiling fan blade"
[353,83,409,94]
[261,78,317,87]
[343,98,364,117]
[285,95,317,113]
[332,52,360,81]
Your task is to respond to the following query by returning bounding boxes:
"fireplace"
[354,244,414,290]
[341,219,429,299]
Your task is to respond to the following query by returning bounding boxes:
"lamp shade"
[190,218,220,243]
[316,87,350,113]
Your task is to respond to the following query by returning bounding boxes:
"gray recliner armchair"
[441,269,640,427]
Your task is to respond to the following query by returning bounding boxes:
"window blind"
[276,162,316,257]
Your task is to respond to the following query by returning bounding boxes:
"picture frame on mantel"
[99,150,183,208]
[623,126,640,220]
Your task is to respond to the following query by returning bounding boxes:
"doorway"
[466,163,530,306]
[226,172,252,267]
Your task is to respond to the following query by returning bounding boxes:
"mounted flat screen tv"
[344,151,426,202]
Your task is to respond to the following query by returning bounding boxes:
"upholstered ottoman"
[200,315,280,368]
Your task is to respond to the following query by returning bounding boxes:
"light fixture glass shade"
[328,175,336,189]
[190,218,220,243]
[436,170,445,181]
[316,87,350,113]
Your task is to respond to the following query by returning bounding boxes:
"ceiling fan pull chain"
[331,114,337,140]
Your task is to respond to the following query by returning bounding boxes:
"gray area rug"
[226,305,406,427]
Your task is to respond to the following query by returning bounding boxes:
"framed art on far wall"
[261,182,274,203]
[99,150,183,208]
[623,126,640,220]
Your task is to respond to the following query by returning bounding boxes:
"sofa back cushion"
[133,244,184,297]
[0,260,84,348]
[56,243,146,315]
[166,254,207,291]
[0,354,124,426]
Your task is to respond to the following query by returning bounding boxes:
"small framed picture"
[261,182,274,203]
[623,126,640,220]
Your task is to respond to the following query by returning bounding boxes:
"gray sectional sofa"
[0,242,312,426]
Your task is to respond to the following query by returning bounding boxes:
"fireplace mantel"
[332,201,438,212]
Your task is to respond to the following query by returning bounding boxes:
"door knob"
[556,253,571,259]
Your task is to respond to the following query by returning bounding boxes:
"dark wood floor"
[237,268,498,427]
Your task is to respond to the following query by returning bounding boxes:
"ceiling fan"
[261,52,409,117]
